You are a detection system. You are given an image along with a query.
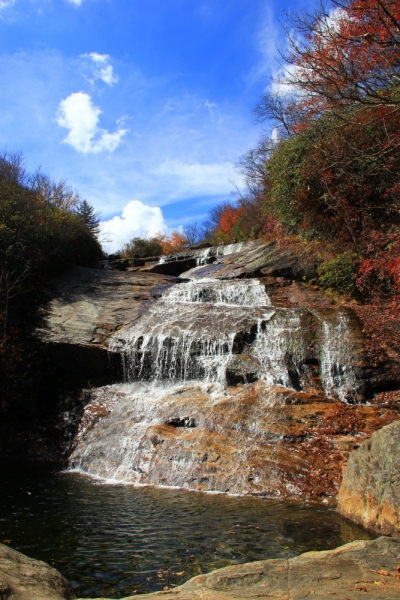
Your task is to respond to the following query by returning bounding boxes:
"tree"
[0,152,103,342]
[154,231,189,255]
[256,0,400,131]
[121,237,163,258]
[75,199,101,237]
[183,223,202,246]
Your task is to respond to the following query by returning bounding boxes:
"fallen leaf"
[175,571,185,576]
[375,569,390,576]
[374,581,383,586]
[355,585,368,592]
[163,586,169,591]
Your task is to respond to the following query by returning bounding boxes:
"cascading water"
[69,275,364,494]
[109,279,272,385]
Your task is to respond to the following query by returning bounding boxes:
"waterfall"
[109,279,272,385]
[315,309,361,402]
[69,275,364,491]
[216,242,244,257]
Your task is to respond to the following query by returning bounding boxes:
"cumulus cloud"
[100,200,168,254]
[56,92,128,153]
[84,52,118,86]
[67,0,83,6]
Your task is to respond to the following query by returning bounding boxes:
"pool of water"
[0,462,372,598]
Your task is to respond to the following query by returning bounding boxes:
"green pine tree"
[76,199,100,237]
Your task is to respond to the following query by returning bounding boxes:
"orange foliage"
[215,206,245,241]
[155,231,189,255]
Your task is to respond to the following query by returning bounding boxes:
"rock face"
[69,380,400,502]
[86,536,400,600]
[338,420,400,534]
[37,267,179,386]
[0,543,75,600]
[148,239,323,281]
[68,275,400,501]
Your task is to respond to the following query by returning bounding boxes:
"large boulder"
[0,543,75,600]
[338,420,400,534]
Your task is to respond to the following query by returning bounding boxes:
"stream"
[0,462,372,598]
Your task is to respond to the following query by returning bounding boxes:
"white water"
[109,279,272,385]
[70,275,363,489]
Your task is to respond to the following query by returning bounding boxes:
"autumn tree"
[155,231,189,255]
[256,0,400,132]
[248,0,400,298]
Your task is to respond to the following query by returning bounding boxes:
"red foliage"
[218,206,245,236]
[286,0,400,124]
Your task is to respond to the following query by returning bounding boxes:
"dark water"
[0,463,372,599]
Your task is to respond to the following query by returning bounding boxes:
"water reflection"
[0,463,372,598]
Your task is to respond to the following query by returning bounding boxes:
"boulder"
[215,240,323,280]
[0,543,75,600]
[338,420,400,534]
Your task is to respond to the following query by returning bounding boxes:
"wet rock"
[214,239,322,281]
[226,354,262,384]
[338,420,400,534]
[0,543,75,600]
[149,258,198,276]
[99,536,400,600]
[69,381,400,503]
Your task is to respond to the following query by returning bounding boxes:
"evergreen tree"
[76,199,100,237]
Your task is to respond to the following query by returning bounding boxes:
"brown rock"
[70,381,400,502]
[338,420,400,534]
[0,543,75,600]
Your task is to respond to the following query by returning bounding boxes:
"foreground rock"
[338,420,400,534]
[85,537,400,599]
[0,543,74,600]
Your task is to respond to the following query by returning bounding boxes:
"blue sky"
[0,0,307,252]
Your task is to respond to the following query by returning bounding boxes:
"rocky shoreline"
[2,535,400,600]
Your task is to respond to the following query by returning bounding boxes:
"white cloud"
[67,0,83,6]
[100,200,168,254]
[56,92,128,153]
[85,52,118,86]
[0,0,15,10]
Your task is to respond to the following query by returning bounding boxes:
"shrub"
[121,237,163,258]
[317,252,359,296]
